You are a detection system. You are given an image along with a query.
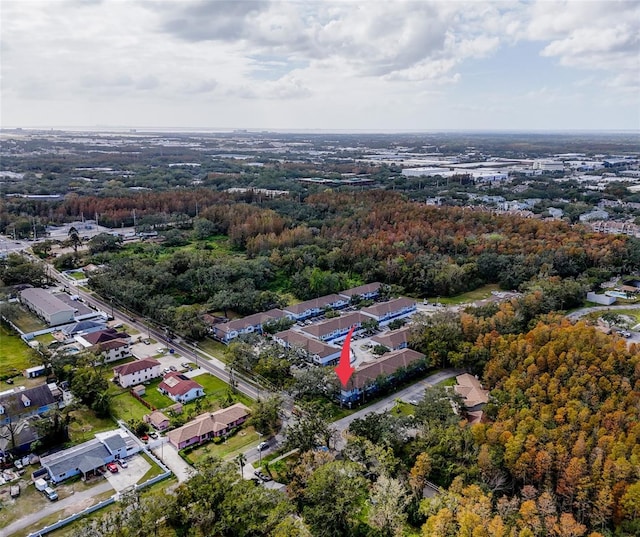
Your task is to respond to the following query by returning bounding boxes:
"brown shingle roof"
[283,294,345,315]
[301,312,368,339]
[361,297,416,318]
[339,282,382,298]
[216,309,286,335]
[114,358,160,376]
[274,329,340,358]
[349,348,425,390]
[371,326,412,349]
[454,373,489,407]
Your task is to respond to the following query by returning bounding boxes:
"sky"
[1,0,639,132]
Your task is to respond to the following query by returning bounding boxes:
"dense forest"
[69,190,640,338]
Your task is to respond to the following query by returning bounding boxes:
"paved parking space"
[104,455,151,491]
[151,441,194,483]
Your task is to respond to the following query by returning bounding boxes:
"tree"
[236,453,247,476]
[368,474,410,536]
[68,226,81,256]
[302,460,368,537]
[251,395,282,437]
[409,452,433,494]
[87,232,122,254]
[70,366,108,408]
[284,405,336,452]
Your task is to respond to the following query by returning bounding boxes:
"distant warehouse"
[19,288,75,326]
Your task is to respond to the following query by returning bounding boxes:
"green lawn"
[192,373,254,408]
[10,306,47,333]
[0,324,40,378]
[67,270,86,280]
[142,384,173,410]
[110,390,152,422]
[67,407,118,443]
[35,332,56,345]
[432,284,500,305]
[196,337,228,361]
[185,425,264,465]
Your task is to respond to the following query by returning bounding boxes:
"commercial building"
[19,288,75,326]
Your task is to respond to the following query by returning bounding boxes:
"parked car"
[254,470,272,482]
[117,459,128,468]
[149,431,159,439]
[169,365,177,372]
[257,441,269,451]
[163,368,171,375]
[181,362,191,369]
[106,462,118,473]
[43,486,58,501]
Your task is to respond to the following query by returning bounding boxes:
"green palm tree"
[236,453,247,476]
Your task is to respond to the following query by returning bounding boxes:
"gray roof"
[20,288,75,316]
[61,320,106,336]
[0,385,56,419]
[102,433,125,453]
[41,439,111,477]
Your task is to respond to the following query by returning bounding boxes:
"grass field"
[11,306,47,333]
[141,383,173,410]
[196,337,228,361]
[110,390,152,422]
[0,324,39,378]
[67,407,118,443]
[433,284,500,305]
[192,373,254,408]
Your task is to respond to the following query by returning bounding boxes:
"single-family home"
[144,410,170,431]
[20,288,75,326]
[158,373,204,403]
[0,416,40,455]
[113,358,161,388]
[167,403,251,450]
[361,297,417,325]
[40,431,132,483]
[0,384,59,426]
[371,326,412,350]
[339,282,382,302]
[212,308,288,344]
[273,329,341,366]
[339,348,426,404]
[300,312,368,343]
[454,373,489,412]
[282,294,349,321]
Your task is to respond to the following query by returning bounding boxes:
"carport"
[78,454,106,481]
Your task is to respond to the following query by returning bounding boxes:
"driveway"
[151,440,193,483]
[331,368,462,450]
[104,455,150,492]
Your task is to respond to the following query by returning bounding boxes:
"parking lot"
[103,454,151,491]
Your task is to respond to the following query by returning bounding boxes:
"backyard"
[0,324,40,378]
[9,305,48,333]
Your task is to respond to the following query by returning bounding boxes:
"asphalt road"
[46,264,260,401]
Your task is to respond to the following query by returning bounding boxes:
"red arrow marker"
[335,326,355,387]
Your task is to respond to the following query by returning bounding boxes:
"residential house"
[211,308,288,344]
[58,320,107,342]
[361,298,417,325]
[339,348,426,404]
[0,416,40,455]
[454,373,489,424]
[339,282,382,302]
[158,373,204,403]
[370,326,412,350]
[19,288,75,326]
[75,328,132,363]
[40,431,132,484]
[282,294,349,321]
[0,384,59,426]
[273,329,341,366]
[144,410,170,431]
[113,358,161,388]
[167,403,251,450]
[300,312,368,343]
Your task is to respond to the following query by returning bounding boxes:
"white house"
[211,308,288,344]
[339,282,382,302]
[301,312,368,343]
[113,358,161,388]
[158,373,204,403]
